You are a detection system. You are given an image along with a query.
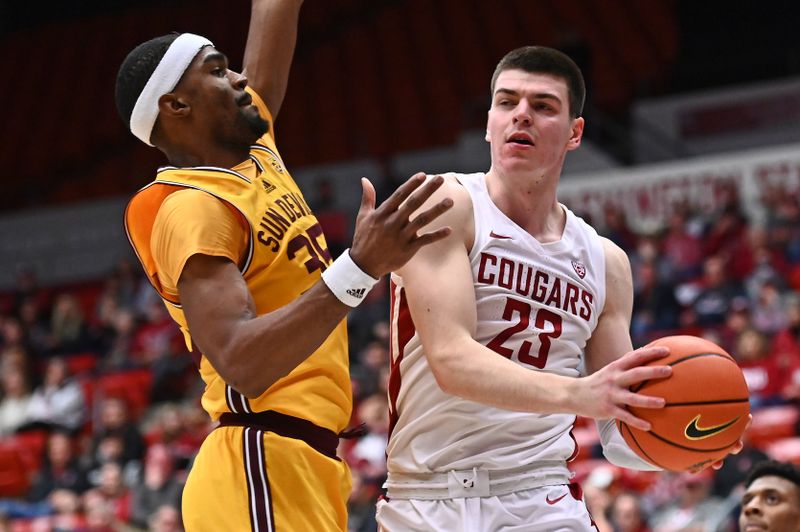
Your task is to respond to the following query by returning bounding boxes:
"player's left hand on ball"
[707,413,752,471]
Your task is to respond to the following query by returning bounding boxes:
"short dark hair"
[115,33,180,126]
[745,459,800,490]
[490,46,586,118]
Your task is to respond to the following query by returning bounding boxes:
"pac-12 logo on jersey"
[267,154,285,174]
[571,260,586,279]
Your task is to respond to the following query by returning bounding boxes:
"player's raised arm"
[241,0,304,118]
[178,174,452,398]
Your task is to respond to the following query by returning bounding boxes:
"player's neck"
[485,168,565,242]
[161,142,250,170]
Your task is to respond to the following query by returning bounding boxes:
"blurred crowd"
[0,179,798,531]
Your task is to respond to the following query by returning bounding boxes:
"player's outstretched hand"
[578,346,672,431]
[349,173,453,278]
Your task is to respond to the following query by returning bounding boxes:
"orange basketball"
[617,335,750,472]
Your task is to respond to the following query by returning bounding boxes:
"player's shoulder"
[598,236,632,280]
[157,189,239,229]
[431,172,473,219]
[161,188,220,210]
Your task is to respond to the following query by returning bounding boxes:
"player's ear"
[566,116,584,151]
[158,93,190,118]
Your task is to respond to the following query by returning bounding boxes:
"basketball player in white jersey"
[377,46,743,531]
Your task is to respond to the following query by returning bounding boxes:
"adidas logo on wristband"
[346,288,366,299]
[321,249,378,307]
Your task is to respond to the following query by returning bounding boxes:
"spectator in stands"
[130,445,182,529]
[742,226,789,295]
[89,397,146,473]
[148,504,182,532]
[132,298,180,365]
[735,328,786,409]
[582,481,613,531]
[750,280,791,335]
[632,259,682,340]
[600,202,637,253]
[775,299,800,401]
[27,430,90,503]
[346,470,378,532]
[133,299,191,403]
[610,491,650,532]
[0,317,29,358]
[46,489,82,531]
[313,177,349,259]
[689,255,746,327]
[86,462,132,524]
[710,429,768,499]
[102,307,137,370]
[81,488,128,532]
[48,293,90,355]
[350,340,390,401]
[101,259,141,314]
[23,357,86,433]
[648,469,728,531]
[661,208,703,282]
[348,393,389,483]
[0,488,84,530]
[0,363,31,435]
[702,187,747,260]
[143,403,203,469]
[765,187,800,264]
[11,266,43,318]
[17,297,51,358]
[740,459,800,532]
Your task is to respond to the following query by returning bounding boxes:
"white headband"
[129,33,214,146]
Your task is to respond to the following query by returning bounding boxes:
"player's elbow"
[214,345,283,400]
[426,347,462,395]
[233,377,269,399]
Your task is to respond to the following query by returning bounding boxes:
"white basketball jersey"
[387,172,607,475]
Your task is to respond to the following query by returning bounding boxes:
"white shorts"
[376,482,598,532]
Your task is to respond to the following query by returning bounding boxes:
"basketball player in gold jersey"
[114,1,452,530]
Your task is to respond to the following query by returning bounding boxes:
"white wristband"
[321,249,379,307]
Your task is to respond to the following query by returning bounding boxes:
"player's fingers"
[396,174,446,217]
[379,172,427,213]
[730,440,744,455]
[616,346,670,370]
[357,178,376,217]
[407,198,454,231]
[616,410,652,432]
[410,227,453,249]
[617,365,672,388]
[621,391,666,410]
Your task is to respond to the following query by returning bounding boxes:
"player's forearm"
[210,281,349,398]
[242,0,304,116]
[429,338,579,414]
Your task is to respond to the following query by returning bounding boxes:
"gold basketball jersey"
[124,88,351,433]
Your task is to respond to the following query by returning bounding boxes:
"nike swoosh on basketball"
[545,493,567,505]
[489,231,513,240]
[684,415,740,440]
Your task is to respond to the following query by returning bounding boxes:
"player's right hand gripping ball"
[617,335,750,472]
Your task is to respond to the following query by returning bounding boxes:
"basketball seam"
[666,399,749,406]
[631,353,740,393]
[645,427,741,453]
[619,421,664,469]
